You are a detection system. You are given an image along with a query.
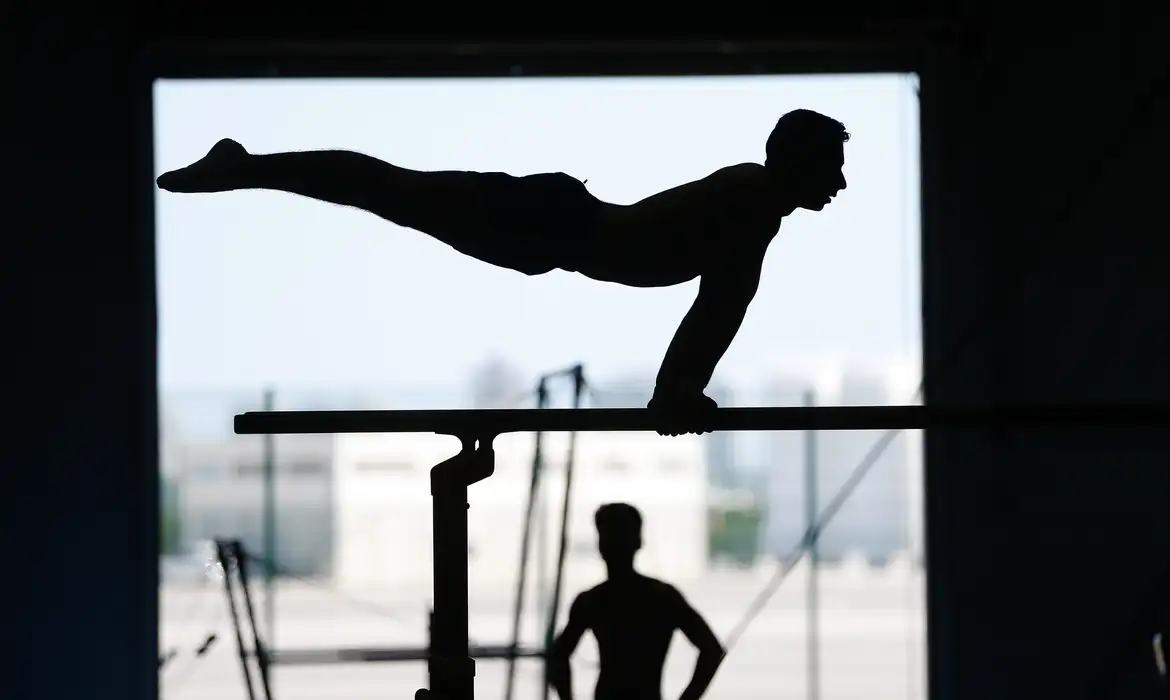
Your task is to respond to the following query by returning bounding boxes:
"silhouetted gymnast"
[157,109,849,430]
[547,504,724,700]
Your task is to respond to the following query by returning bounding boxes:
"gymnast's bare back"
[156,111,848,430]
[583,164,783,288]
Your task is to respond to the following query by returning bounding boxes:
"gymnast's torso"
[580,163,783,288]
[472,163,781,285]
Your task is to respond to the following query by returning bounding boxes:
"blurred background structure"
[159,372,925,700]
[162,372,924,586]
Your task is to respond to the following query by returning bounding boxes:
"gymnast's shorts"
[475,171,605,275]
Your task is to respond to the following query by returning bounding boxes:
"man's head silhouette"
[764,109,850,212]
[595,502,642,573]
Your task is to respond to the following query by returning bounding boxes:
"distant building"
[761,375,817,555]
[469,356,529,409]
[589,380,652,409]
[760,367,918,563]
[173,434,335,577]
[814,370,911,563]
[331,431,709,594]
[591,377,737,490]
[172,426,710,594]
[704,383,737,489]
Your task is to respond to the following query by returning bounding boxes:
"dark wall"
[5,13,1168,700]
[4,19,158,700]
[923,18,1170,700]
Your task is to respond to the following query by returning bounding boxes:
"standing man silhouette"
[547,503,724,700]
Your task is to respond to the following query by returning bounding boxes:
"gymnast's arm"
[653,248,764,401]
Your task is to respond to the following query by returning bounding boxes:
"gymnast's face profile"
[768,139,847,214]
[791,141,847,212]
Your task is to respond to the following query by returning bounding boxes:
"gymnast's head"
[595,502,643,572]
[764,109,850,212]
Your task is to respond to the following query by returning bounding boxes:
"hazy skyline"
[154,74,921,405]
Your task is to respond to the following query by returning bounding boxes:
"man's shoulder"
[636,574,684,598]
[708,162,771,193]
[718,161,769,178]
[637,572,673,586]
[574,582,605,604]
[702,163,778,227]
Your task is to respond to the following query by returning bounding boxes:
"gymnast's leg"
[156,138,483,239]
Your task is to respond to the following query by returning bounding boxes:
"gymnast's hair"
[765,109,850,171]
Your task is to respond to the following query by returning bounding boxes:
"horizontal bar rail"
[234,404,1170,436]
[267,644,545,666]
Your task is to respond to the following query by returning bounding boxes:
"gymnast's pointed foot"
[156,138,250,193]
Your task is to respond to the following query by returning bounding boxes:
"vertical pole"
[504,382,549,700]
[536,487,548,633]
[542,366,585,700]
[803,389,820,700]
[429,441,493,700]
[261,387,277,644]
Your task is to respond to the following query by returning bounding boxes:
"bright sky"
[153,74,921,409]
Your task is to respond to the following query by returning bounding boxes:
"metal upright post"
[504,382,550,700]
[261,387,277,643]
[542,366,586,700]
[427,438,495,700]
[536,489,549,635]
[803,389,821,700]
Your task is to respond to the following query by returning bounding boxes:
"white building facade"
[174,434,336,576]
[331,430,709,596]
